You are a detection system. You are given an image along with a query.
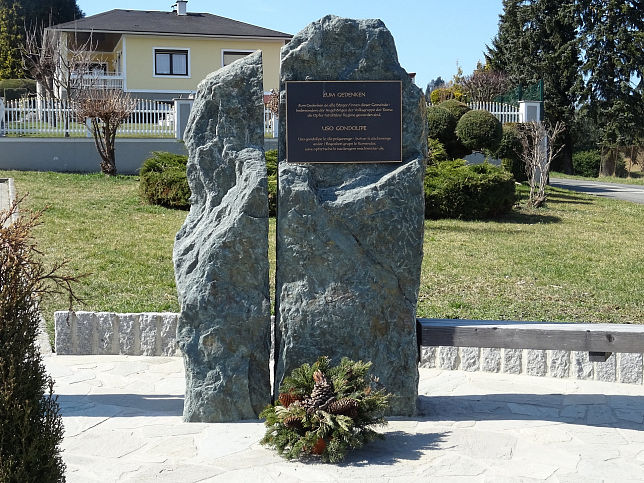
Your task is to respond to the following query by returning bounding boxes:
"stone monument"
[174,51,271,422]
[274,16,427,416]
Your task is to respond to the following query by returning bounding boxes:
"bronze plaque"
[286,80,402,163]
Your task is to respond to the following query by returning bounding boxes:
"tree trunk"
[599,147,616,177]
[559,130,573,174]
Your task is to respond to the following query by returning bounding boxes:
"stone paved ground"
[44,355,644,482]
[0,178,10,212]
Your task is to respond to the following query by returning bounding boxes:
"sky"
[75,0,504,91]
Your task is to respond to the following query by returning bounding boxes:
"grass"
[551,170,644,185]
[2,170,643,346]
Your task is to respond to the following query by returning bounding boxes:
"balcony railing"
[70,72,125,90]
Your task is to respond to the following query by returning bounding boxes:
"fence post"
[173,98,194,141]
[519,101,542,123]
[0,97,5,136]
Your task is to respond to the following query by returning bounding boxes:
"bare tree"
[461,68,510,102]
[21,25,94,100]
[73,89,135,176]
[519,121,566,208]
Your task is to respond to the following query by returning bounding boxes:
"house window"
[154,49,189,76]
[222,50,255,67]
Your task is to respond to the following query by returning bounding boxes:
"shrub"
[427,138,449,165]
[493,124,526,182]
[139,151,190,209]
[266,149,278,216]
[455,110,503,152]
[572,150,601,177]
[0,79,37,101]
[1,203,74,482]
[426,106,457,146]
[424,160,516,219]
[437,99,471,120]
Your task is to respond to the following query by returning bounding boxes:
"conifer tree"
[487,0,581,173]
[578,0,644,175]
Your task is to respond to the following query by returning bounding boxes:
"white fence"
[467,101,520,124]
[264,107,278,138]
[1,98,175,138]
[427,100,521,124]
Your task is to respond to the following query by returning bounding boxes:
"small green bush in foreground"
[266,149,277,216]
[424,160,516,219]
[139,151,190,209]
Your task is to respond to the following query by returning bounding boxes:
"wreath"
[260,356,391,463]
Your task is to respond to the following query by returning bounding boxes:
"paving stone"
[596,353,617,382]
[573,351,594,380]
[560,405,587,421]
[549,350,570,378]
[481,348,501,373]
[503,348,522,374]
[460,347,480,372]
[527,350,547,376]
[54,311,74,354]
[614,408,644,424]
[618,353,643,384]
[585,404,617,425]
[507,402,560,419]
[96,312,116,355]
[139,313,160,356]
[118,313,139,356]
[75,312,95,355]
[419,346,437,368]
[439,346,460,370]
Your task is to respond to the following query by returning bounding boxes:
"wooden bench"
[417,318,644,362]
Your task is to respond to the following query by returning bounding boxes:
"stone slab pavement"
[43,354,644,482]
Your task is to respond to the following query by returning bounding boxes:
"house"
[45,1,292,101]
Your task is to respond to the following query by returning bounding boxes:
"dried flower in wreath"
[260,356,391,463]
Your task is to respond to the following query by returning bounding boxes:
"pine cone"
[309,370,335,405]
[283,415,303,431]
[279,392,302,408]
[328,398,359,418]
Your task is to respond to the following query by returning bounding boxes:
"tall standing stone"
[174,51,270,422]
[275,16,427,416]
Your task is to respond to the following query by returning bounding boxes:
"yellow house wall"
[123,35,284,93]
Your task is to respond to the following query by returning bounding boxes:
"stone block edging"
[420,346,644,385]
[54,311,179,356]
[53,310,644,385]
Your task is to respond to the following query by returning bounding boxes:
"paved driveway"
[550,177,644,204]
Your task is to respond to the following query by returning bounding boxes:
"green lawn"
[2,170,643,346]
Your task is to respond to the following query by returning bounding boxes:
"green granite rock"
[174,51,270,422]
[275,16,427,416]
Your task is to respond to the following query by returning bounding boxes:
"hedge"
[424,160,516,219]
[139,151,191,209]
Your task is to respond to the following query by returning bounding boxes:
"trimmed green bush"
[424,160,516,219]
[139,151,190,209]
[1,204,70,482]
[427,138,449,165]
[0,79,37,101]
[455,110,503,152]
[426,106,457,147]
[437,99,471,120]
[494,124,526,182]
[266,149,277,216]
[572,150,601,177]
